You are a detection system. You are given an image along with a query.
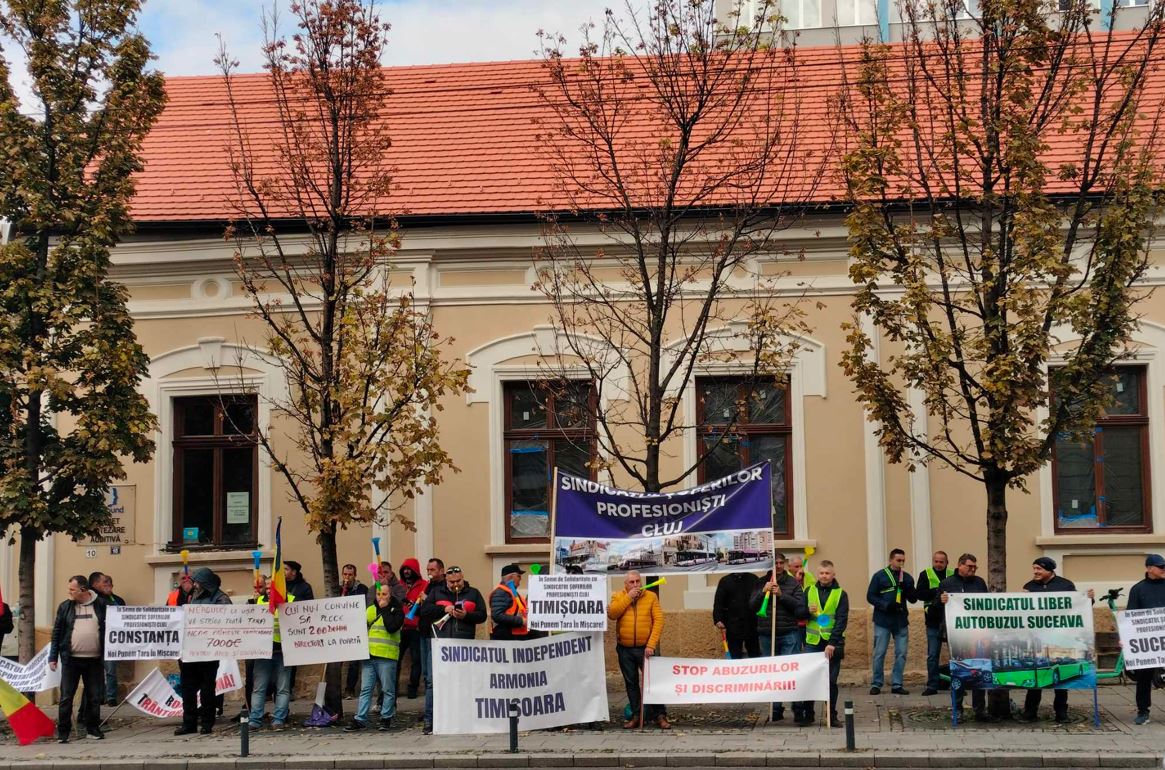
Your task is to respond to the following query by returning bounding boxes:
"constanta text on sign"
[105,606,184,661]
[279,595,369,666]
[181,603,273,662]
[1118,606,1165,670]
[644,653,829,704]
[433,633,608,734]
[528,574,606,632]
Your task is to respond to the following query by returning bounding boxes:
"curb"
[0,752,1161,769]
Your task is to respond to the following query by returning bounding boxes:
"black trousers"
[725,630,760,660]
[803,641,842,721]
[179,660,219,730]
[395,629,423,696]
[1024,688,1068,717]
[956,688,987,713]
[616,645,666,722]
[58,657,103,737]
[1135,668,1158,714]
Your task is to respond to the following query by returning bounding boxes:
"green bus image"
[990,657,1093,689]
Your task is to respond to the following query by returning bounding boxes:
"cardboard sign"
[279,595,369,667]
[644,653,829,704]
[105,606,184,661]
[1118,606,1165,670]
[527,574,606,632]
[181,603,273,662]
[433,633,608,734]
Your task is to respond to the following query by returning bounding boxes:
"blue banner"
[552,463,774,575]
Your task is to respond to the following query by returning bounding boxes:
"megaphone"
[644,576,667,590]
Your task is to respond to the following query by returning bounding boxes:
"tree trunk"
[984,470,1011,718]
[317,525,343,718]
[17,526,38,665]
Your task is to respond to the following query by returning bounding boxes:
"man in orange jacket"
[608,571,669,730]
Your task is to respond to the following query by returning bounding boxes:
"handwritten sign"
[181,603,273,662]
[279,595,369,666]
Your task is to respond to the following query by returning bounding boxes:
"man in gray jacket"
[175,568,232,735]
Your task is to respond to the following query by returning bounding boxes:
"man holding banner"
[939,554,994,722]
[1127,554,1165,725]
[801,560,847,727]
[1019,557,1093,723]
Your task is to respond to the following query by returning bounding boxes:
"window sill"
[1035,534,1165,547]
[146,548,271,567]
[483,543,552,557]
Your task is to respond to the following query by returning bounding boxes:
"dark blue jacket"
[866,567,916,630]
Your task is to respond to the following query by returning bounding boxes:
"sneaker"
[869,686,881,695]
[1134,712,1151,725]
[378,719,393,731]
[1054,712,1069,724]
[247,721,262,730]
[270,721,287,731]
[422,724,433,735]
[86,729,105,740]
[198,726,213,735]
[343,720,368,732]
[921,688,938,696]
[891,686,909,695]
[57,735,69,744]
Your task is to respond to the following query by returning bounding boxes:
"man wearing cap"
[490,564,543,641]
[1019,557,1094,723]
[417,565,487,734]
[1128,554,1165,725]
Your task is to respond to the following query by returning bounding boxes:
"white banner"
[1118,606,1165,670]
[215,658,243,694]
[0,644,60,692]
[105,606,184,661]
[181,603,273,662]
[644,653,830,704]
[433,633,608,734]
[126,661,241,718]
[528,574,606,632]
[279,595,370,666]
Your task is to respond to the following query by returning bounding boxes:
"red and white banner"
[126,661,242,719]
[643,652,829,704]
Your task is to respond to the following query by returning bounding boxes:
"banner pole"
[1092,685,1100,728]
[100,670,154,729]
[950,684,958,727]
[638,663,646,731]
[769,526,777,658]
[549,467,559,574]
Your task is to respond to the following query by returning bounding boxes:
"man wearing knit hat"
[1018,557,1093,723]
[1127,554,1165,725]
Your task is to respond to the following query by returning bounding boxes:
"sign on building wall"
[1117,606,1165,670]
[644,653,829,705]
[181,604,273,662]
[81,485,135,546]
[552,463,774,575]
[279,596,369,667]
[527,574,606,632]
[945,592,1096,690]
[105,606,184,661]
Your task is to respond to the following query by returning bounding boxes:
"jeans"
[249,649,291,726]
[925,625,944,690]
[396,629,423,697]
[58,657,103,737]
[179,660,219,730]
[421,634,434,728]
[758,632,805,719]
[356,657,398,724]
[103,659,119,703]
[616,645,666,722]
[871,623,908,688]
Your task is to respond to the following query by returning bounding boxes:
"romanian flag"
[0,676,55,745]
[268,517,287,613]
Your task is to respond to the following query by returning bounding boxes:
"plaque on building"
[82,485,135,546]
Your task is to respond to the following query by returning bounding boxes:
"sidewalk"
[0,683,1161,768]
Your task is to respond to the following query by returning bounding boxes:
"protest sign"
[105,606,184,661]
[215,658,243,694]
[181,603,272,662]
[527,574,606,632]
[279,595,369,666]
[0,644,60,692]
[643,653,829,704]
[127,661,241,718]
[553,462,774,575]
[945,591,1096,690]
[1117,606,1165,670]
[433,633,608,734]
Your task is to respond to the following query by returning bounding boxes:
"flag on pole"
[268,517,287,613]
[0,675,55,745]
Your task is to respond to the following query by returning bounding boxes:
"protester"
[915,551,953,696]
[89,572,126,706]
[244,574,271,711]
[0,592,12,653]
[750,554,807,723]
[787,555,815,590]
[397,558,428,699]
[48,575,107,743]
[939,554,995,722]
[1126,554,1165,725]
[418,563,485,734]
[490,563,542,641]
[346,584,404,731]
[175,567,232,735]
[284,560,314,601]
[369,562,406,606]
[712,569,760,659]
[802,560,848,727]
[250,590,295,731]
[609,570,669,730]
[866,548,916,695]
[415,557,446,734]
[340,563,368,698]
[166,573,193,607]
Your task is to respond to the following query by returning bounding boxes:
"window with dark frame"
[172,395,259,548]
[503,380,596,543]
[1052,367,1151,532]
[696,376,793,537]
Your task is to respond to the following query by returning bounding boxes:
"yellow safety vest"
[805,585,843,645]
[366,605,401,661]
[923,567,944,609]
[256,593,295,644]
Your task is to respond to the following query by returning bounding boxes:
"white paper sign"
[105,606,184,661]
[127,661,242,718]
[0,644,60,692]
[279,595,370,666]
[1118,606,1165,670]
[528,574,606,632]
[644,652,829,704]
[433,633,608,734]
[181,603,273,661]
[226,492,250,524]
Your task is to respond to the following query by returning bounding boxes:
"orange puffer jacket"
[608,589,663,649]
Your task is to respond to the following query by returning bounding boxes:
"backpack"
[0,603,13,636]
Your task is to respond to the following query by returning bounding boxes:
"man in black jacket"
[915,551,953,696]
[1127,554,1165,725]
[1019,557,1093,723]
[284,560,315,601]
[49,575,107,743]
[417,564,485,734]
[802,560,848,727]
[415,558,446,733]
[750,555,807,722]
[175,568,233,736]
[866,548,916,695]
[712,571,760,659]
[939,553,995,722]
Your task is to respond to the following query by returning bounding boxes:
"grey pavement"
[1,682,1163,768]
